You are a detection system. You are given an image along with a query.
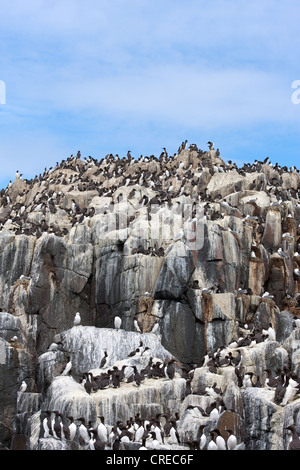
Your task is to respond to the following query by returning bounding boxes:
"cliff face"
[0,145,300,450]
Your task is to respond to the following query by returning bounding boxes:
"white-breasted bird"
[134,319,142,332]
[19,381,27,392]
[61,357,72,376]
[73,312,81,326]
[114,316,122,329]
[226,429,237,450]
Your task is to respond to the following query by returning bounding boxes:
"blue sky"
[1,0,300,190]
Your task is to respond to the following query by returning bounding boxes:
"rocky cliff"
[0,143,300,450]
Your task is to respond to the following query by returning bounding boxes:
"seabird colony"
[31,313,300,451]
[2,141,300,450]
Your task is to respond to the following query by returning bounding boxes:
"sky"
[1,0,300,190]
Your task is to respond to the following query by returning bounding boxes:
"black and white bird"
[78,417,90,446]
[100,351,108,368]
[97,416,108,444]
[61,356,72,376]
[226,429,237,450]
[165,359,176,380]
[67,416,77,441]
[284,425,300,450]
[134,319,142,332]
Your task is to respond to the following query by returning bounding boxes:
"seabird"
[207,431,218,450]
[132,366,143,387]
[169,424,180,445]
[212,428,226,450]
[185,405,203,418]
[114,316,122,329]
[19,381,27,392]
[198,424,207,450]
[134,319,142,333]
[67,416,77,441]
[89,429,106,450]
[42,411,52,438]
[78,417,90,446]
[173,228,184,241]
[284,425,300,450]
[281,377,299,406]
[165,359,176,380]
[242,372,255,388]
[207,141,214,150]
[226,429,237,450]
[277,247,288,258]
[53,411,62,440]
[97,416,108,443]
[61,356,72,376]
[262,324,276,341]
[100,351,108,368]
[73,311,81,326]
[262,291,274,299]
[135,422,145,442]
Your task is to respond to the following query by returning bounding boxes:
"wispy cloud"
[1,1,300,188]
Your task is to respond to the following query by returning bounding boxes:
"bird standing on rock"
[61,356,72,376]
[73,312,81,326]
[165,359,176,380]
[114,316,122,329]
[19,380,27,392]
[100,351,108,368]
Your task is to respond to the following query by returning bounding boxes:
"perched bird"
[73,312,81,326]
[198,424,207,450]
[243,372,254,388]
[134,319,142,333]
[61,356,72,376]
[97,416,108,444]
[165,359,176,380]
[132,366,143,387]
[169,424,180,444]
[78,417,90,446]
[277,247,288,258]
[262,324,276,341]
[226,429,237,450]
[207,431,218,450]
[89,429,106,450]
[114,316,122,329]
[67,416,77,441]
[53,411,62,440]
[19,381,27,392]
[100,351,108,368]
[212,428,226,450]
[281,377,299,406]
[42,411,52,438]
[284,425,300,450]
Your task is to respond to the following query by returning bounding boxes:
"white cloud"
[1,0,300,187]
